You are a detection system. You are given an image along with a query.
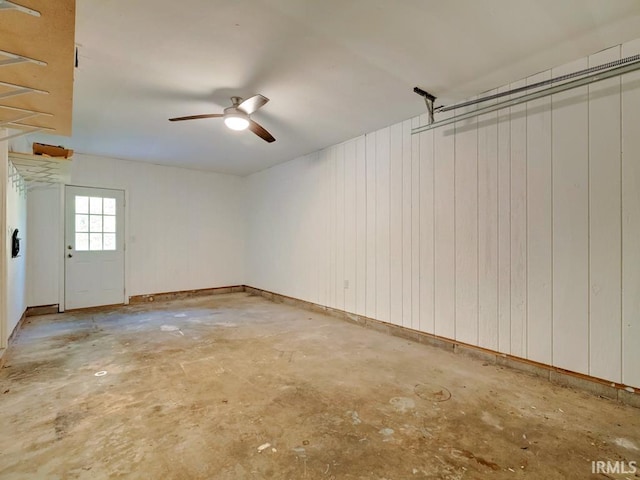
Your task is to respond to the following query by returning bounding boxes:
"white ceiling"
[31,0,640,176]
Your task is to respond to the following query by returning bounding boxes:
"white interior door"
[65,186,125,309]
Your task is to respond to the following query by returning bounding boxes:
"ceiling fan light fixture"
[224,113,250,131]
[169,94,275,142]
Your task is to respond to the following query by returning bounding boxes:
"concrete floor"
[0,293,638,480]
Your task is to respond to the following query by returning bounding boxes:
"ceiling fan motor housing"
[223,103,250,130]
[223,105,248,117]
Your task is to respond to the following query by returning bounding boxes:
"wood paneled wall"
[247,40,640,388]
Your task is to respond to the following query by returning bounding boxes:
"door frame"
[60,184,129,311]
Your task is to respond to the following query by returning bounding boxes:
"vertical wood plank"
[303,154,325,302]
[376,127,391,323]
[336,144,345,311]
[478,90,499,350]
[317,149,329,307]
[434,112,456,339]
[308,157,323,303]
[622,38,640,388]
[589,46,622,382]
[389,123,403,326]
[410,114,420,330]
[402,119,413,328]
[552,58,590,375]
[355,135,367,316]
[412,115,422,330]
[510,80,528,358]
[455,103,479,344]
[328,146,337,309]
[497,86,512,354]
[526,71,553,365]
[419,116,435,334]
[344,140,357,314]
[365,132,377,319]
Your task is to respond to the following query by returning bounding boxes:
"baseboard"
[243,285,640,409]
[7,308,27,344]
[26,304,59,316]
[129,285,245,304]
[0,308,28,369]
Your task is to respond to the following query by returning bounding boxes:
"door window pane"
[75,233,89,251]
[75,214,89,232]
[103,216,116,233]
[75,196,89,214]
[103,198,116,215]
[89,197,103,214]
[89,233,103,251]
[103,233,116,251]
[89,215,103,232]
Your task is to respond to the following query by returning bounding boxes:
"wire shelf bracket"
[0,48,47,67]
[0,0,40,17]
[0,79,49,101]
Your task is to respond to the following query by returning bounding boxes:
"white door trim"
[58,184,65,312]
[123,188,129,305]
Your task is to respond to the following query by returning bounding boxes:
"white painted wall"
[6,165,27,337]
[26,186,60,306]
[27,154,246,306]
[1,131,28,347]
[0,132,6,348]
[246,39,640,389]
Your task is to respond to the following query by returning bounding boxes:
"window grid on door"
[75,196,116,251]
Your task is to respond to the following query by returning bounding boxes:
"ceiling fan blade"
[248,119,275,143]
[237,94,269,115]
[168,113,223,122]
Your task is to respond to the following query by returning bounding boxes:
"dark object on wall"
[413,87,437,124]
[11,229,21,258]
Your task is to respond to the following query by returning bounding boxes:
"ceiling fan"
[169,94,275,143]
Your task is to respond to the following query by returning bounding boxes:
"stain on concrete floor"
[0,292,638,479]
